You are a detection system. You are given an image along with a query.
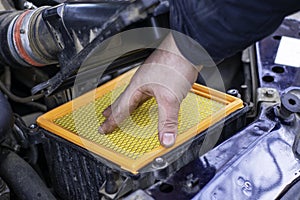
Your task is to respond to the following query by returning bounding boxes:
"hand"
[98,34,201,148]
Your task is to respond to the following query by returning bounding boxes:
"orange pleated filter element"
[37,68,243,174]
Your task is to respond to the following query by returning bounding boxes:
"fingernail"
[98,126,105,134]
[161,133,175,148]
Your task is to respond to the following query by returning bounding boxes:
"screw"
[266,89,275,97]
[187,182,193,188]
[105,169,118,194]
[227,89,240,98]
[29,124,38,129]
[252,125,264,136]
[155,157,164,164]
[186,174,199,188]
[20,29,25,34]
[153,157,166,168]
[13,144,21,152]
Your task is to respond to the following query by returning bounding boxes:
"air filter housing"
[37,69,245,199]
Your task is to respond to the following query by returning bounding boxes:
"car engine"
[0,1,300,200]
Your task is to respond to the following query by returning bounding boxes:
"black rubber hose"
[30,0,65,6]
[0,150,56,200]
[0,80,44,103]
[0,91,13,142]
[13,0,25,10]
[0,10,23,67]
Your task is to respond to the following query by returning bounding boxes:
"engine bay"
[0,1,300,200]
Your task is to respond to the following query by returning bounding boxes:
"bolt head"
[155,157,164,164]
[29,124,38,129]
[266,89,275,97]
[227,89,239,97]
[153,157,166,168]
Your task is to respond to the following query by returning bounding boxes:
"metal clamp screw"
[265,89,275,97]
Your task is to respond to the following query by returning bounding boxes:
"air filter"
[37,69,243,174]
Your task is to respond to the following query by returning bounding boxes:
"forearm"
[169,0,300,64]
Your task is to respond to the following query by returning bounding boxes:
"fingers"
[98,112,118,134]
[156,91,180,148]
[102,106,112,118]
[100,85,181,149]
[99,89,150,134]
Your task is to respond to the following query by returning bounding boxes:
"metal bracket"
[27,124,48,145]
[99,177,134,200]
[256,88,280,104]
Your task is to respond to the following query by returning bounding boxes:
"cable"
[25,102,47,112]
[0,80,44,103]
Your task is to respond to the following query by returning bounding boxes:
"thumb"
[156,91,180,148]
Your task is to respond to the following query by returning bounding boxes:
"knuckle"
[160,92,180,106]
[130,92,142,106]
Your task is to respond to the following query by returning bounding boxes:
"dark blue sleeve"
[170,0,300,65]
